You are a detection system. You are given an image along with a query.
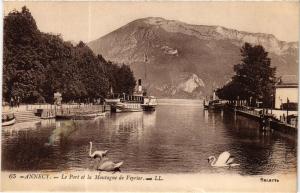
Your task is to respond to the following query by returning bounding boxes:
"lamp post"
[270,94,273,114]
[286,97,289,118]
[249,96,252,107]
[279,97,282,110]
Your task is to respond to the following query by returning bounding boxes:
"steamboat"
[105,79,157,113]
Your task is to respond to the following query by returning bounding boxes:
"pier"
[224,104,297,135]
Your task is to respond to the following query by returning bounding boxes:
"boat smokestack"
[138,79,142,92]
[213,90,216,100]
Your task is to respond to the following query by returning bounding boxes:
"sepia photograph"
[1,1,299,192]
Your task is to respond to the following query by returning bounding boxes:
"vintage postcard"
[1,1,298,192]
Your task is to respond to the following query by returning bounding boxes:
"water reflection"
[44,121,79,146]
[204,109,209,123]
[40,119,56,127]
[2,121,40,137]
[1,100,297,175]
[220,111,297,175]
[114,112,143,132]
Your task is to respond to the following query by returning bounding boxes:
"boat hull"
[2,112,16,126]
[142,96,157,111]
[41,115,56,119]
[105,98,121,103]
[111,102,143,113]
[2,118,16,126]
[106,95,157,113]
[204,99,226,111]
[141,105,156,111]
[56,112,106,120]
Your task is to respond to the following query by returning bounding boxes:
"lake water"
[2,99,297,175]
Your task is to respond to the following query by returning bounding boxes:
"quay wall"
[2,104,110,113]
[2,104,111,122]
[270,121,297,135]
[225,106,297,135]
[234,109,260,121]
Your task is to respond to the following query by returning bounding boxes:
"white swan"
[94,157,123,172]
[89,142,108,159]
[208,151,240,167]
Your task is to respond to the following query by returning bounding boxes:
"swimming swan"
[89,141,108,159]
[94,157,123,172]
[208,151,240,167]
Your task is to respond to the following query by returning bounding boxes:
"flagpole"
[144,53,148,81]
[286,97,289,120]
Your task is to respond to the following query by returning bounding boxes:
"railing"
[233,104,298,129]
[55,105,106,116]
[235,105,261,117]
[2,103,110,114]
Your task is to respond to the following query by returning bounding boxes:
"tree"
[3,7,137,103]
[115,64,136,94]
[4,6,44,103]
[217,43,276,107]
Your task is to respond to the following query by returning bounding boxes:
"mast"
[144,53,148,81]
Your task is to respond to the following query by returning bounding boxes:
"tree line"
[3,6,136,104]
[216,43,276,107]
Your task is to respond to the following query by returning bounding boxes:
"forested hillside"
[3,6,136,103]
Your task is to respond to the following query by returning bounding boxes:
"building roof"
[275,75,298,88]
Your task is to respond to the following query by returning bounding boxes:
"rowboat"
[2,112,16,126]
[56,111,107,120]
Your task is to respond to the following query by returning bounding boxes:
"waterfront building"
[274,75,298,109]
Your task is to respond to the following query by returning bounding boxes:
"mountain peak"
[142,17,166,22]
[129,17,180,28]
[88,17,298,98]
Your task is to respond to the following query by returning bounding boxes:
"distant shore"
[158,98,202,106]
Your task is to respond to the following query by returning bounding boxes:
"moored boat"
[41,110,56,119]
[56,111,106,120]
[104,98,121,103]
[2,112,16,126]
[206,99,226,110]
[204,90,226,111]
[105,79,157,112]
[141,96,157,111]
[105,94,143,113]
[41,115,56,119]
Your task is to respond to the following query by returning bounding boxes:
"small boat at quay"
[2,112,16,126]
[56,112,107,120]
[41,111,56,119]
[35,109,56,119]
[41,115,56,119]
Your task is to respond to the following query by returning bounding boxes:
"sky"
[4,1,299,43]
